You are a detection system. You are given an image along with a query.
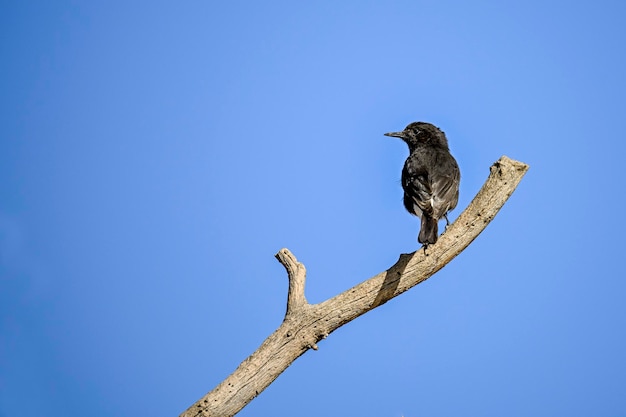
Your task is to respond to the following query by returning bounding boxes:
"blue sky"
[2,1,626,416]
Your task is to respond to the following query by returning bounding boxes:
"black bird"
[385,122,460,246]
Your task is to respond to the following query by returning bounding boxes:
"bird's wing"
[431,157,460,218]
[402,162,434,217]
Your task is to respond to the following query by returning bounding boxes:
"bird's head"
[384,122,449,151]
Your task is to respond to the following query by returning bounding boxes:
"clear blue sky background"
[2,1,625,416]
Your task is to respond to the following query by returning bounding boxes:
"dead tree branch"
[180,155,529,417]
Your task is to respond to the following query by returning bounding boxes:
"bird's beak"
[384,131,405,138]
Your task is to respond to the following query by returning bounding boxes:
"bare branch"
[179,155,529,417]
[275,248,308,318]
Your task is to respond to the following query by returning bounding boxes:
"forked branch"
[276,248,308,318]
[180,155,529,417]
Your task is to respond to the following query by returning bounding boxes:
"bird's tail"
[418,215,438,245]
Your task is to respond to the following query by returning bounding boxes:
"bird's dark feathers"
[397,122,450,152]
[387,121,460,246]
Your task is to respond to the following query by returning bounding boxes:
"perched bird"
[385,122,460,246]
